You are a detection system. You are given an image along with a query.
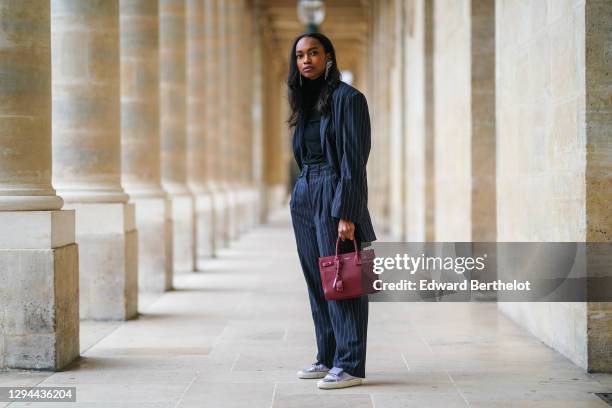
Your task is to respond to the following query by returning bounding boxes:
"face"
[295,36,331,80]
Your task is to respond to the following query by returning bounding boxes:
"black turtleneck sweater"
[301,75,326,165]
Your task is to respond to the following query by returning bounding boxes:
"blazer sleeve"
[331,92,371,223]
[291,122,303,171]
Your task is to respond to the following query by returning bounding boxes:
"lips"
[303,66,313,72]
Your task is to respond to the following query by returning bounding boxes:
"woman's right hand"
[338,219,355,241]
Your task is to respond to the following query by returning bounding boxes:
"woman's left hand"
[338,219,355,241]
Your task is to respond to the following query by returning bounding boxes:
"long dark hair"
[287,32,341,127]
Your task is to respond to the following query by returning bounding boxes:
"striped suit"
[289,81,377,379]
[292,81,377,243]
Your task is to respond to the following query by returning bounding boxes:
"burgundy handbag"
[319,237,379,301]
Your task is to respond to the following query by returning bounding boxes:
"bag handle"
[334,236,360,260]
[332,237,360,293]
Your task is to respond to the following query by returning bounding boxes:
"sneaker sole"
[297,371,328,379]
[317,378,363,389]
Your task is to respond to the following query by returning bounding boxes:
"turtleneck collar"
[302,74,326,111]
[304,73,326,90]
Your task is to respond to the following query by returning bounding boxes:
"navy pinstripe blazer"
[292,80,377,243]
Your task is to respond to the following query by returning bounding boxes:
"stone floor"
[1,208,611,407]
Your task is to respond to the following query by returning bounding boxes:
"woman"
[287,32,377,390]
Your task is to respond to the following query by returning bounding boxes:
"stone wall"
[496,0,611,372]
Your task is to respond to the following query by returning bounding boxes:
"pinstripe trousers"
[289,162,369,378]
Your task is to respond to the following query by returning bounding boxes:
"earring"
[299,73,302,87]
[325,60,333,80]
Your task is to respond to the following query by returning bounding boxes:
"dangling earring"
[299,73,302,87]
[325,60,333,80]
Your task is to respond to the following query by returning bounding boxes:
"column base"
[246,186,259,229]
[131,196,173,293]
[0,210,79,370]
[256,183,267,224]
[168,193,195,273]
[241,186,259,231]
[236,187,249,235]
[194,192,214,267]
[226,186,240,242]
[211,187,230,250]
[266,183,288,215]
[68,203,138,320]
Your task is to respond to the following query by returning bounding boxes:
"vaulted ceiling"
[256,0,370,80]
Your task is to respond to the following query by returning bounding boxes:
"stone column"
[235,1,245,235]
[389,0,407,240]
[367,0,393,233]
[160,0,194,273]
[470,0,496,242]
[230,0,251,239]
[434,0,497,242]
[434,0,470,242]
[234,0,248,236]
[424,0,436,242]
[402,0,428,242]
[120,0,172,292]
[212,0,231,248]
[186,0,215,267]
[585,0,612,373]
[261,59,287,215]
[250,6,265,226]
[0,0,79,370]
[244,2,260,229]
[246,1,258,231]
[238,0,252,234]
[51,0,138,320]
[223,0,239,242]
[254,8,275,222]
[204,0,224,256]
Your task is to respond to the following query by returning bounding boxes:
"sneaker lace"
[311,362,327,371]
[325,367,344,381]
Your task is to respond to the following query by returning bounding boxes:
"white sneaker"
[297,362,330,379]
[317,367,363,389]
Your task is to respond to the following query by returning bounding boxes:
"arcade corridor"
[0,0,611,405]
